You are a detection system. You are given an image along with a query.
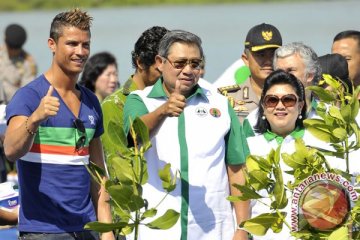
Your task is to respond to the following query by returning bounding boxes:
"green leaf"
[239,212,285,236]
[158,163,177,192]
[110,200,131,222]
[84,161,106,185]
[229,184,263,201]
[146,209,180,230]
[328,225,349,240]
[108,156,134,184]
[307,86,336,102]
[282,153,306,169]
[128,194,145,212]
[107,185,144,211]
[332,127,347,141]
[351,90,359,119]
[121,225,134,235]
[272,167,288,209]
[322,74,342,90]
[107,120,129,154]
[246,155,272,173]
[304,119,337,143]
[107,185,132,204]
[328,106,345,122]
[273,147,281,165]
[132,154,148,185]
[316,102,328,119]
[132,117,151,151]
[248,170,272,191]
[141,208,157,219]
[84,221,128,232]
[158,163,172,183]
[340,104,352,123]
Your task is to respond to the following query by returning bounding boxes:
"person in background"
[101,26,169,157]
[332,30,360,91]
[273,42,320,113]
[79,51,119,102]
[123,29,249,240]
[0,23,37,103]
[217,23,282,123]
[318,53,352,93]
[3,8,114,240]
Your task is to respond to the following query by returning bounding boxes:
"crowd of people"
[0,7,359,240]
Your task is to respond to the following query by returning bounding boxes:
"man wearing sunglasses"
[218,23,282,124]
[3,9,114,240]
[123,30,249,240]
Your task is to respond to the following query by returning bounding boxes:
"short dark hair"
[50,8,93,42]
[79,52,117,92]
[318,53,353,94]
[131,26,169,70]
[254,69,307,134]
[5,24,27,49]
[333,30,360,50]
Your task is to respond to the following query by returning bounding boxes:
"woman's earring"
[262,115,266,120]
[298,115,303,119]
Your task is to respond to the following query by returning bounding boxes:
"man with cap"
[0,23,37,103]
[217,23,282,123]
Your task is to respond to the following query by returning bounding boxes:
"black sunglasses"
[164,57,203,71]
[74,119,86,151]
[263,94,298,108]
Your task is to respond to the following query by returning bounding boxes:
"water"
[0,0,359,84]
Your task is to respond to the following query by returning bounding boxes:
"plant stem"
[134,210,140,240]
[154,192,170,209]
[344,137,350,174]
[276,208,291,230]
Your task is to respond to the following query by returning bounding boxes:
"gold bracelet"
[25,117,37,135]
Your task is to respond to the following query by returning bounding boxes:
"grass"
[0,0,310,12]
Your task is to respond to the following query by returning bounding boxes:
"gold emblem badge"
[262,31,273,41]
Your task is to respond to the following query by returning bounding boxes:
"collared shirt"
[123,78,246,240]
[263,127,305,145]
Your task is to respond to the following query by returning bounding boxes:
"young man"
[332,30,360,90]
[123,30,249,240]
[101,26,169,157]
[217,23,282,123]
[4,8,114,240]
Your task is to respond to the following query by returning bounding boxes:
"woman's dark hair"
[318,53,353,94]
[79,51,117,92]
[254,69,307,134]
